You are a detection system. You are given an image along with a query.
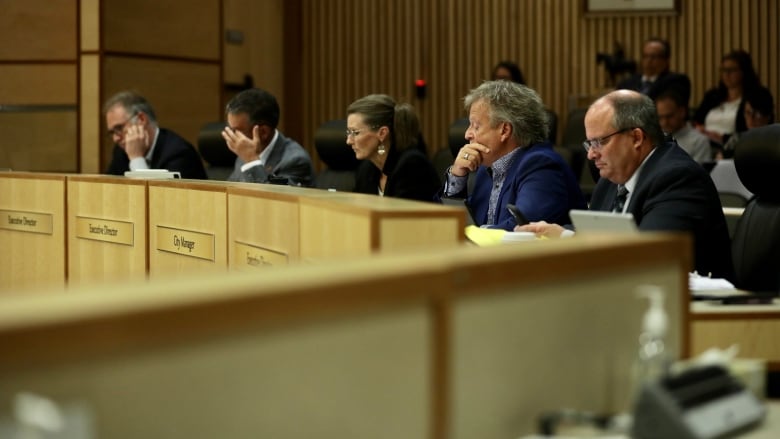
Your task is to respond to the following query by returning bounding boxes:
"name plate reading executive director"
[234,241,288,270]
[0,210,53,235]
[156,225,215,261]
[74,216,134,246]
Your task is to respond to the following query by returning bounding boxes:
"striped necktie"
[613,184,629,213]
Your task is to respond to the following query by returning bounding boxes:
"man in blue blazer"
[222,88,314,186]
[441,80,586,230]
[520,90,733,280]
[105,91,207,179]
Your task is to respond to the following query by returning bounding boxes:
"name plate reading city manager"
[75,216,134,246]
[0,210,53,235]
[156,226,215,261]
[234,241,288,270]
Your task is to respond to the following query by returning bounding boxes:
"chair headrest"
[448,118,470,158]
[314,119,359,171]
[197,122,236,167]
[734,123,780,200]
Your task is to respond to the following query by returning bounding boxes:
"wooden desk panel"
[148,181,227,277]
[228,187,300,269]
[690,302,780,371]
[298,194,465,262]
[0,234,689,439]
[67,176,148,285]
[0,173,66,292]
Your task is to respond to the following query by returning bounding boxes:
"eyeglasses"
[744,108,766,119]
[107,112,138,139]
[720,67,740,74]
[582,128,634,152]
[346,126,377,138]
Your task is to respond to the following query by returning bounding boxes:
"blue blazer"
[464,143,586,231]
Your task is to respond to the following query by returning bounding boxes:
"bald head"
[584,90,665,184]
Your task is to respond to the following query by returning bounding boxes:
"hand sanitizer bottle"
[635,285,670,385]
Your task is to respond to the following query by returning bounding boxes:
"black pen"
[507,204,529,226]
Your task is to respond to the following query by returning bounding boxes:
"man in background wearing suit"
[222,88,314,186]
[519,90,733,280]
[616,37,691,104]
[105,91,208,179]
[442,80,586,231]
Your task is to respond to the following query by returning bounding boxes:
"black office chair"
[559,108,594,199]
[197,121,236,180]
[313,119,359,191]
[731,123,780,292]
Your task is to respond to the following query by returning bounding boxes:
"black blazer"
[590,141,734,279]
[616,70,692,103]
[355,146,440,202]
[106,128,208,179]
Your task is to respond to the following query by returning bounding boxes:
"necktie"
[640,80,653,95]
[613,184,628,213]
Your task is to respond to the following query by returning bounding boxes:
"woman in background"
[491,60,526,85]
[693,50,772,147]
[346,94,440,202]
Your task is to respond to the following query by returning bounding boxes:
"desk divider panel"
[298,193,465,262]
[0,234,688,439]
[0,172,66,292]
[147,180,227,277]
[67,175,148,285]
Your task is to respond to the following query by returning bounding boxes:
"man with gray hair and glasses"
[519,90,733,280]
[442,80,585,230]
[104,91,207,179]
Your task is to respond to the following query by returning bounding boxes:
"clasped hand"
[222,125,261,163]
[451,142,491,176]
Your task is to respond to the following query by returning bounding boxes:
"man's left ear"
[500,122,513,142]
[631,127,645,149]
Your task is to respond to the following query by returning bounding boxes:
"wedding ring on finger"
[463,153,470,160]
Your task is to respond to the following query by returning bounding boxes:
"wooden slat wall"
[298,0,779,166]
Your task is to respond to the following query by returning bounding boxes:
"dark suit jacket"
[228,131,314,187]
[106,128,208,179]
[355,146,440,202]
[590,141,734,279]
[450,143,587,231]
[617,70,692,103]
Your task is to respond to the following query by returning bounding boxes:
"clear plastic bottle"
[635,285,670,386]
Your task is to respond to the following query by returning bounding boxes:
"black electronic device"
[632,365,766,439]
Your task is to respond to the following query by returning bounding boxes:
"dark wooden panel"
[103,0,220,60]
[0,0,77,60]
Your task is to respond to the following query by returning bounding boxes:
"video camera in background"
[596,42,637,87]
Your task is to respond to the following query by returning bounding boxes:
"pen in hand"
[507,204,529,226]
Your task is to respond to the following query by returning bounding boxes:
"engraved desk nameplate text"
[156,225,215,261]
[75,216,134,246]
[234,241,288,269]
[0,210,54,235]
